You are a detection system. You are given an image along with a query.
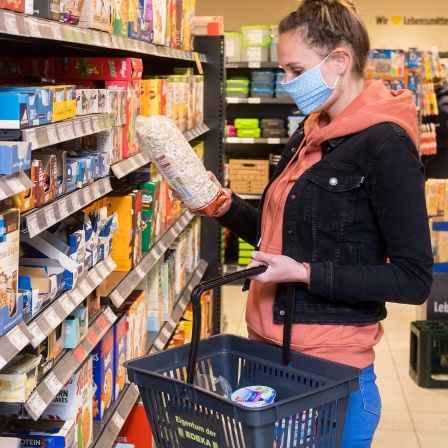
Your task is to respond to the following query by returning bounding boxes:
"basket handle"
[187,265,267,384]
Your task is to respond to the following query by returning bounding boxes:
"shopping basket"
[124,267,362,448]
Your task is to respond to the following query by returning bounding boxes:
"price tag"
[104,307,117,323]
[71,288,85,304]
[101,32,110,47]
[6,175,24,194]
[91,182,101,199]
[7,326,29,351]
[92,117,101,133]
[59,295,74,315]
[112,164,124,179]
[74,121,83,137]
[72,194,81,210]
[44,307,62,329]
[25,129,38,148]
[51,23,63,41]
[226,97,239,104]
[84,119,93,135]
[89,270,102,286]
[78,279,91,295]
[83,188,92,204]
[135,265,145,279]
[248,97,261,104]
[44,372,63,396]
[57,123,74,140]
[58,199,69,219]
[105,257,117,271]
[45,207,57,227]
[64,26,75,42]
[248,62,261,68]
[73,344,87,362]
[3,12,18,35]
[242,138,255,144]
[112,412,125,429]
[27,215,40,238]
[27,18,42,38]
[87,328,99,346]
[267,138,281,145]
[47,126,58,145]
[28,322,46,347]
[162,327,171,339]
[110,290,123,307]
[96,315,109,331]
[27,392,47,418]
[0,354,7,371]
[97,263,109,279]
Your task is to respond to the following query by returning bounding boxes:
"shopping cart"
[124,267,362,448]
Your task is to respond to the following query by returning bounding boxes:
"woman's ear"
[333,47,350,75]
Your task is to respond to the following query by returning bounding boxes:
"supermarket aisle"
[221,285,448,448]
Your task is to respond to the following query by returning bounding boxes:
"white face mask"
[281,51,339,115]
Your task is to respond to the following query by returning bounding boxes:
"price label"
[91,183,101,199]
[70,288,85,304]
[112,412,125,429]
[96,315,108,331]
[27,18,42,38]
[73,344,87,362]
[74,121,83,137]
[248,62,261,68]
[7,326,29,351]
[112,164,124,178]
[104,307,117,323]
[27,392,47,418]
[101,32,110,47]
[25,129,38,148]
[248,97,261,104]
[89,270,102,286]
[27,215,40,238]
[44,372,63,396]
[110,290,123,307]
[45,207,57,227]
[72,194,81,210]
[92,118,101,133]
[87,328,99,346]
[0,354,7,371]
[57,123,74,140]
[105,256,117,271]
[97,263,110,279]
[47,126,58,145]
[84,119,93,135]
[83,188,92,204]
[51,24,63,41]
[78,279,91,295]
[58,199,69,219]
[134,265,145,279]
[3,12,18,35]
[59,295,74,314]
[6,175,24,194]
[44,308,62,329]
[27,322,46,347]
[226,97,239,104]
[242,138,255,144]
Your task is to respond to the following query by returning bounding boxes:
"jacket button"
[329,177,338,186]
[290,194,296,200]
[288,230,293,235]
[291,147,297,153]
[279,310,285,316]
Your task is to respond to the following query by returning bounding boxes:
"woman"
[186,0,434,445]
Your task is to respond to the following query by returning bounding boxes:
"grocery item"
[136,115,224,212]
[231,385,276,408]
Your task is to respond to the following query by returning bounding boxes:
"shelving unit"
[0,17,224,447]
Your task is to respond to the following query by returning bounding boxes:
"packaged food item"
[136,115,219,211]
[231,385,276,408]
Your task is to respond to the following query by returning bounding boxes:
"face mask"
[281,51,339,115]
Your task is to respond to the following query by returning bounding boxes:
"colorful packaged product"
[113,313,127,400]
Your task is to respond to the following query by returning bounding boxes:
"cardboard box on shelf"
[42,358,93,448]
[169,231,187,295]
[144,260,164,332]
[0,142,31,176]
[76,89,99,115]
[0,208,22,336]
[79,0,112,32]
[18,266,52,318]
[33,150,67,197]
[64,306,89,349]
[44,85,66,122]
[116,404,152,446]
[0,91,39,129]
[32,154,58,206]
[91,326,115,419]
[113,314,127,400]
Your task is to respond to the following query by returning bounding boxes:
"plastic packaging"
[194,374,233,399]
[136,115,220,210]
[231,385,276,408]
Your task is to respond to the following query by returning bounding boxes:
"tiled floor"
[221,284,448,447]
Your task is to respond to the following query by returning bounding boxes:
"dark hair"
[278,0,370,77]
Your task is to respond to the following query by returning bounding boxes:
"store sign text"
[376,16,448,26]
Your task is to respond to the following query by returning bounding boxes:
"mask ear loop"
[318,50,340,89]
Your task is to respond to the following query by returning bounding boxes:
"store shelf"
[24,306,118,420]
[0,171,33,201]
[0,322,34,371]
[22,114,115,151]
[111,152,151,179]
[183,122,210,141]
[0,10,207,63]
[225,137,288,145]
[149,259,208,353]
[226,62,281,69]
[109,211,195,308]
[92,383,139,448]
[226,97,294,104]
[239,194,262,200]
[26,256,117,348]
[23,177,112,238]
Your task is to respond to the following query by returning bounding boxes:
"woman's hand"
[247,251,309,284]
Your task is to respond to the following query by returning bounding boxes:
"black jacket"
[218,120,434,325]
